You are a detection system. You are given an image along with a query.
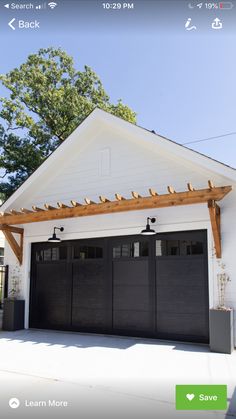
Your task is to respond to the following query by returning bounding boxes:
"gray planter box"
[2,299,25,331]
[209,309,234,354]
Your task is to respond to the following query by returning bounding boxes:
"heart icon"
[186,393,195,401]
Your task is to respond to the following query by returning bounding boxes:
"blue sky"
[0,0,236,167]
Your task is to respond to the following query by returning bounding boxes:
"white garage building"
[0,109,235,347]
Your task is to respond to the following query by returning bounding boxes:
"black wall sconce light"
[141,217,156,235]
[48,227,64,242]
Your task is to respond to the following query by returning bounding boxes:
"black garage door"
[30,230,209,343]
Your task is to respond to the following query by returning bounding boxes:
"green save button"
[176,385,227,410]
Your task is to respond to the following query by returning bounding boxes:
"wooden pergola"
[0,180,232,264]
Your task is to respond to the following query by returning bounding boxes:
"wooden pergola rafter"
[0,180,232,263]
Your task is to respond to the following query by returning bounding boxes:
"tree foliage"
[0,47,136,198]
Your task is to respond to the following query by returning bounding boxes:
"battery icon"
[219,2,234,9]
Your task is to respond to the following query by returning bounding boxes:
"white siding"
[0,232,4,249]
[218,191,236,309]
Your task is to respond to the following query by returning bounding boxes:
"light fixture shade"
[141,225,156,235]
[48,227,64,242]
[141,217,157,235]
[48,233,61,243]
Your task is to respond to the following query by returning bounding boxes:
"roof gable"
[1,108,236,212]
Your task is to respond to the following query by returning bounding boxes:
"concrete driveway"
[0,329,235,419]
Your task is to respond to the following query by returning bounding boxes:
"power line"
[182,131,236,145]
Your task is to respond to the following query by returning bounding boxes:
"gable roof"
[1,108,236,212]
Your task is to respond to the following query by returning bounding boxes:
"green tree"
[0,47,136,199]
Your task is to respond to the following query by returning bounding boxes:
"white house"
[0,109,235,347]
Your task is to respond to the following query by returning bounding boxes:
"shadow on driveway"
[0,328,210,352]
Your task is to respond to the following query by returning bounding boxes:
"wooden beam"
[2,228,24,265]
[208,200,221,258]
[0,185,232,226]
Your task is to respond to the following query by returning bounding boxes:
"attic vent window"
[99,148,110,176]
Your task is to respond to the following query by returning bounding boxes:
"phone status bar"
[1,1,236,33]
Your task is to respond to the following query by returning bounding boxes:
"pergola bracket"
[0,225,24,265]
[208,200,221,258]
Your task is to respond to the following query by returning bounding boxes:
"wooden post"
[208,200,221,258]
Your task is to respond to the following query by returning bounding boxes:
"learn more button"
[176,385,227,410]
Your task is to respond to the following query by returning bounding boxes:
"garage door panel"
[113,260,149,286]
[113,310,153,331]
[112,258,154,333]
[72,259,111,328]
[74,285,106,308]
[157,300,207,313]
[30,231,209,343]
[157,273,206,287]
[34,263,71,328]
[75,262,104,281]
[157,312,209,337]
[72,288,107,310]
[157,283,207,294]
[72,262,107,310]
[157,258,205,278]
[72,308,110,329]
[156,231,209,342]
[113,285,150,310]
[157,287,207,310]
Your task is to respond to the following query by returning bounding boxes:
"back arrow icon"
[8,18,16,30]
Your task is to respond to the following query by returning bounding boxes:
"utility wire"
[182,131,236,145]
